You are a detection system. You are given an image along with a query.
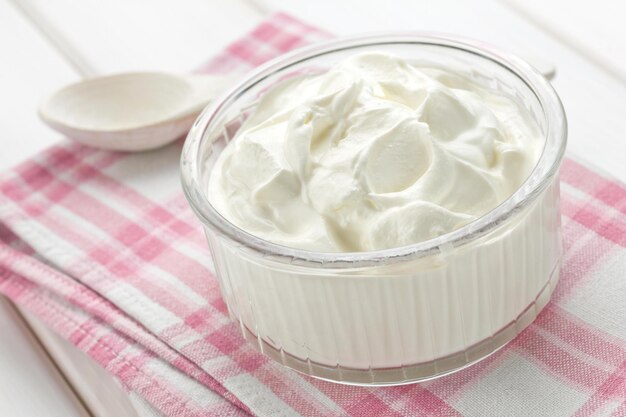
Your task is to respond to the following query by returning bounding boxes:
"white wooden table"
[1,0,625,415]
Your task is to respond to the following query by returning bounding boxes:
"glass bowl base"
[238,264,560,386]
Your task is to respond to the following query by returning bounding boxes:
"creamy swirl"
[208,53,541,252]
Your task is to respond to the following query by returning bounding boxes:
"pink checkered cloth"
[1,13,625,417]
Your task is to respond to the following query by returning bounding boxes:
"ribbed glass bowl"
[181,34,567,385]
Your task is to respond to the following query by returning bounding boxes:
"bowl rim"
[180,32,567,268]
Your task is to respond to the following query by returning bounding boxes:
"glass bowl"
[181,34,567,385]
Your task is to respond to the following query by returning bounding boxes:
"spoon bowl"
[39,72,237,151]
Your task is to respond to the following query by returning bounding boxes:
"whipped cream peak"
[209,52,541,252]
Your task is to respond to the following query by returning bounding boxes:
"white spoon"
[39,58,554,152]
[39,72,239,152]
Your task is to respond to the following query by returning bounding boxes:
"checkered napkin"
[1,13,625,417]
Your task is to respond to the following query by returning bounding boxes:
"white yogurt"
[209,52,541,252]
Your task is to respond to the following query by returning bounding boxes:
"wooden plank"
[0,0,77,171]
[22,310,144,417]
[0,298,90,417]
[18,0,265,74]
[504,0,626,83]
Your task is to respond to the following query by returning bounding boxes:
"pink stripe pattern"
[0,12,625,416]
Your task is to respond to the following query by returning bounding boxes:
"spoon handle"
[524,56,556,80]
[184,73,244,112]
